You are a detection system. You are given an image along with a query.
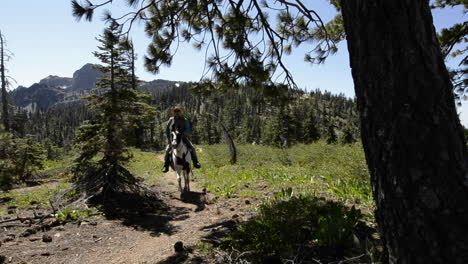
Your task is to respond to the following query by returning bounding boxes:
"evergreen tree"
[74,25,156,198]
[303,108,320,143]
[263,108,294,147]
[0,30,10,132]
[119,38,149,147]
[14,135,46,182]
[0,128,15,188]
[326,124,337,144]
[0,131,45,188]
[341,0,468,261]
[432,1,467,104]
[340,125,355,145]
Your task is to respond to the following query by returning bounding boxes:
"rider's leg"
[161,144,171,173]
[182,136,201,168]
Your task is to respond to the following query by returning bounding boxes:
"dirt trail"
[82,169,230,264]
[1,157,245,264]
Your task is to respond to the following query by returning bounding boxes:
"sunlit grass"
[0,181,70,215]
[125,148,164,185]
[41,153,75,172]
[196,141,374,209]
[1,142,373,215]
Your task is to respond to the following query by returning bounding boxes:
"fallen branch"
[0,214,53,224]
[49,198,57,215]
[0,223,30,229]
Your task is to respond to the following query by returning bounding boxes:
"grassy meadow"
[1,141,373,219]
[195,142,373,209]
[0,142,379,262]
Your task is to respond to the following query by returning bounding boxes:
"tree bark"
[0,31,10,132]
[341,1,468,263]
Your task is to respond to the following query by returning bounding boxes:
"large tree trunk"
[341,1,468,263]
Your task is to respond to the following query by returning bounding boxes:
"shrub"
[54,206,99,221]
[0,133,46,188]
[222,193,368,263]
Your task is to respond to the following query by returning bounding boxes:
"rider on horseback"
[161,106,201,173]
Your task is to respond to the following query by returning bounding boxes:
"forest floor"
[0,155,257,264]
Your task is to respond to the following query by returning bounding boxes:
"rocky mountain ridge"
[11,64,180,111]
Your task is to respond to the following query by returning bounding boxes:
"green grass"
[125,148,164,185]
[1,142,372,215]
[196,142,373,208]
[222,194,372,263]
[41,155,74,172]
[195,143,379,263]
[0,181,71,215]
[0,148,164,216]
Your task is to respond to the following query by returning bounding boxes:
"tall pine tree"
[73,25,156,198]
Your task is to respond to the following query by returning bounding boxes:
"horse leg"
[185,168,190,192]
[186,153,191,192]
[176,168,182,194]
[182,169,187,193]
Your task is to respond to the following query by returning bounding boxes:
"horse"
[170,130,192,197]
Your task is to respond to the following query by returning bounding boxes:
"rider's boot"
[161,149,171,173]
[191,148,201,169]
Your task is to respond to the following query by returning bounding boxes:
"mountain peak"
[39,75,73,89]
[70,63,105,91]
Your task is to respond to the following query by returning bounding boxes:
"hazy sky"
[0,1,466,126]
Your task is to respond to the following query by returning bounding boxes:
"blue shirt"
[166,118,191,140]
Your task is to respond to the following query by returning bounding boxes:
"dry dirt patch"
[1,169,255,264]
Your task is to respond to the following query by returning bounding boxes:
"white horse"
[170,131,191,197]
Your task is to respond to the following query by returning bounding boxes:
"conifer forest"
[0,1,467,263]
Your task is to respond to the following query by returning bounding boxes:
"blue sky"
[0,1,466,126]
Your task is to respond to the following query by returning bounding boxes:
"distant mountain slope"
[11,63,182,112]
[38,75,73,89]
[70,63,105,91]
[12,84,66,111]
[11,64,104,111]
[139,79,181,94]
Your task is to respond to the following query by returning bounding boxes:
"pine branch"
[71,0,90,21]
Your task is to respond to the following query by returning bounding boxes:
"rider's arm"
[184,119,191,136]
[166,120,171,140]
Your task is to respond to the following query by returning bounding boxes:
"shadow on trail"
[156,249,205,264]
[179,191,208,212]
[156,253,189,264]
[93,190,190,236]
[199,219,238,246]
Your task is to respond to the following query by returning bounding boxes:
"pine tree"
[73,25,156,198]
[120,38,147,147]
[0,131,45,188]
[326,124,337,144]
[263,108,294,147]
[340,125,355,145]
[0,128,15,188]
[303,108,320,143]
[0,31,10,132]
[341,0,468,261]
[14,135,46,182]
